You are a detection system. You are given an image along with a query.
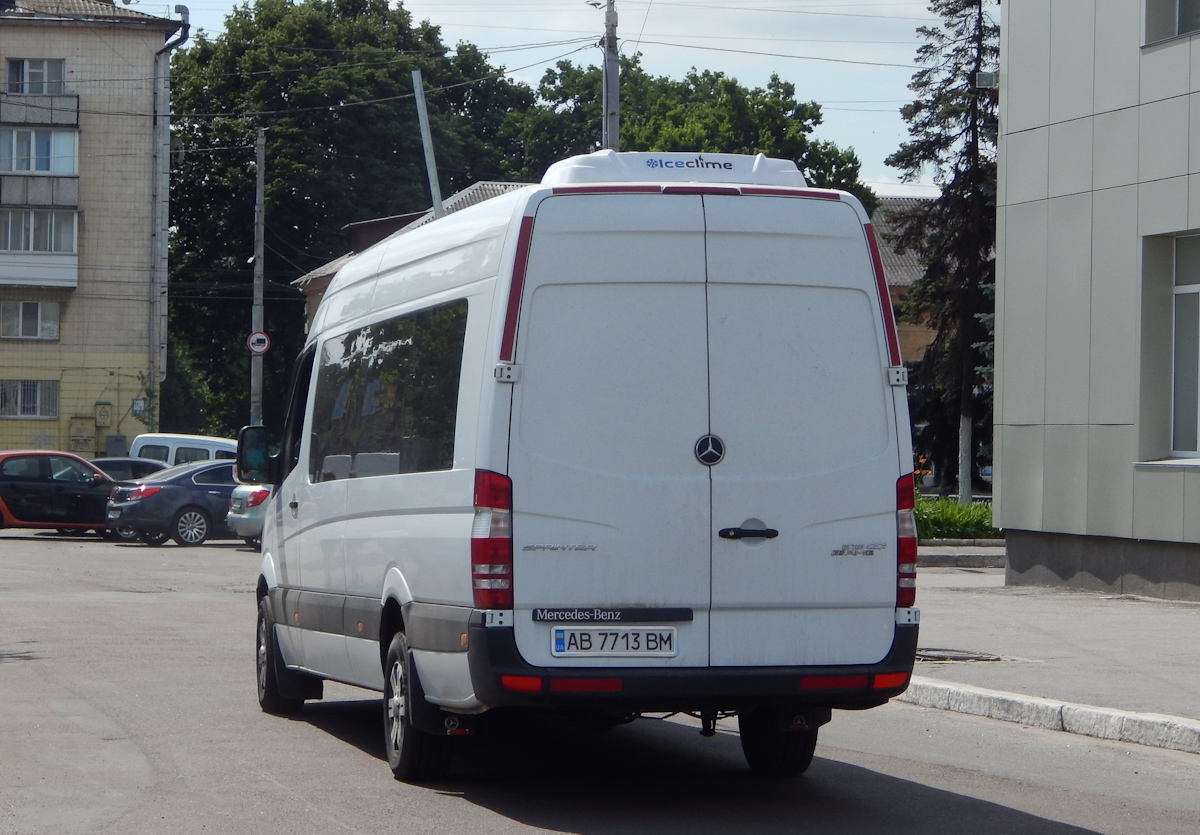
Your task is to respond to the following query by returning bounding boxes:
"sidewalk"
[904,548,1200,755]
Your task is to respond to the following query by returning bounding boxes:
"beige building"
[997,0,1200,599]
[0,0,183,455]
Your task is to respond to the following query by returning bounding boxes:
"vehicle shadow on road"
[299,703,1101,835]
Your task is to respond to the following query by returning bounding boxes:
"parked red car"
[0,450,115,535]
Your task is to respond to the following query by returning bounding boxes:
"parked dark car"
[90,457,172,541]
[0,450,115,535]
[106,460,241,546]
[91,457,170,482]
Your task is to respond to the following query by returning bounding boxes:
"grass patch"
[914,496,1003,540]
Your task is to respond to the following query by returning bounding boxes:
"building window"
[0,301,59,339]
[5,59,65,95]
[0,129,77,174]
[0,210,76,253]
[1183,0,1200,35]
[1173,237,1200,453]
[0,380,59,418]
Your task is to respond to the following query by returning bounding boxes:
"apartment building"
[997,0,1200,599]
[0,0,182,455]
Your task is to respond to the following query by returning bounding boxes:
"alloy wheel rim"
[387,659,405,753]
[178,512,206,543]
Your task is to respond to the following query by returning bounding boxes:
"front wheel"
[383,632,452,782]
[738,707,819,776]
[171,507,210,546]
[257,597,303,714]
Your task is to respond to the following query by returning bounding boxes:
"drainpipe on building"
[151,7,190,406]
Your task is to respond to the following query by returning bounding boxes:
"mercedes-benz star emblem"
[695,434,725,466]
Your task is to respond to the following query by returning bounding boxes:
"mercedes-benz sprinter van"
[239,151,919,782]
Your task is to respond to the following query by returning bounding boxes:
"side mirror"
[237,425,275,485]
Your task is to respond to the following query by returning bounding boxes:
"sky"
[137,0,962,197]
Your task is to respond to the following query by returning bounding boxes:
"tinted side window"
[1,455,42,478]
[139,444,169,462]
[174,447,210,465]
[310,299,468,482]
[193,465,236,485]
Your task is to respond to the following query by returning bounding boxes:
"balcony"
[0,94,79,126]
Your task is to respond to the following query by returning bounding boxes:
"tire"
[171,507,210,546]
[243,537,261,550]
[383,632,452,782]
[257,597,303,714]
[137,529,169,546]
[113,526,139,543]
[738,707,819,776]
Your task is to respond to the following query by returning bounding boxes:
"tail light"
[896,473,917,608]
[128,485,162,501]
[472,470,513,609]
[245,488,271,508]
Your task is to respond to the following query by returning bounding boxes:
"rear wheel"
[137,529,169,546]
[257,597,303,714]
[738,707,819,776]
[171,507,210,546]
[113,526,139,543]
[243,537,261,550]
[383,632,452,782]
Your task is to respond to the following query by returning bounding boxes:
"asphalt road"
[2,531,1198,835]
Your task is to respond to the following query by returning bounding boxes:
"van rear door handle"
[719,527,779,540]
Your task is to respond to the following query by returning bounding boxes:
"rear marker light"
[896,473,918,609]
[501,675,542,693]
[550,678,623,693]
[801,675,869,691]
[472,470,514,609]
[245,488,271,508]
[128,485,162,501]
[873,672,910,690]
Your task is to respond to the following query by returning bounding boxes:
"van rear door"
[703,195,899,667]
[507,190,899,671]
[507,193,713,668]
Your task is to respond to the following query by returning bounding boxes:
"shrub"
[914,497,1003,540]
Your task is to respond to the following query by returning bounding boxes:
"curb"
[917,554,1006,568]
[899,676,1200,755]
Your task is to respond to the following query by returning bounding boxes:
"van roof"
[541,150,808,188]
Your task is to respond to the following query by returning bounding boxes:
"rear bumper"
[467,621,918,713]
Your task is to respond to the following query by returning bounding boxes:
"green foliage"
[504,56,877,213]
[886,0,998,491]
[167,3,878,436]
[169,0,533,435]
[914,496,1002,540]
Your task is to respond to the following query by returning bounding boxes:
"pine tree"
[885,0,999,504]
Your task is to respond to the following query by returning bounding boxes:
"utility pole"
[251,127,265,425]
[412,70,445,218]
[600,0,619,150]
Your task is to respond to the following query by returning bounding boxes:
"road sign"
[247,331,271,354]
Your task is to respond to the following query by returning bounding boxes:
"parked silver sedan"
[226,483,271,549]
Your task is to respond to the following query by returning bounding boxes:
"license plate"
[231,499,244,510]
[551,627,678,657]
[106,509,120,521]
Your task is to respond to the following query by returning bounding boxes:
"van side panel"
[509,194,714,668]
[704,196,899,666]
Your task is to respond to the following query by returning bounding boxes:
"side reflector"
[550,678,623,693]
[873,672,910,690]
[500,675,542,693]
[800,674,869,691]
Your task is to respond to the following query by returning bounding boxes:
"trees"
[165,3,876,435]
[503,56,877,212]
[885,0,998,502]
[166,0,532,433]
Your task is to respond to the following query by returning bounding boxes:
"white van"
[130,433,237,465]
[239,151,919,782]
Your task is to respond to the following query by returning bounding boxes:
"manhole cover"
[916,647,1002,662]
